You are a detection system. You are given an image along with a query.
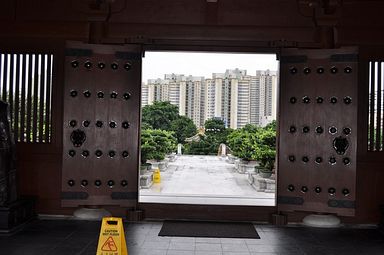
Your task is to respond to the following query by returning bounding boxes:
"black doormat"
[158,220,260,239]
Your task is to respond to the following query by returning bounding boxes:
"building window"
[368,61,384,151]
[0,53,53,143]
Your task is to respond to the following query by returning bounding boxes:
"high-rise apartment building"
[143,69,277,129]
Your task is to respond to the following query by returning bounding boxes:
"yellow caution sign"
[153,169,161,183]
[96,217,128,255]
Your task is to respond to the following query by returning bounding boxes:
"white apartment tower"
[184,76,205,127]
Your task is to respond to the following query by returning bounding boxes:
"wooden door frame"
[137,43,281,222]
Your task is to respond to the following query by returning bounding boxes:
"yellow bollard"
[153,169,161,183]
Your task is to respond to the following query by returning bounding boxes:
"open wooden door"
[61,42,141,207]
[278,48,358,216]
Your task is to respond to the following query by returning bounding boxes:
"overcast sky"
[142,51,278,83]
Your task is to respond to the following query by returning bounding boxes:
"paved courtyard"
[140,155,275,206]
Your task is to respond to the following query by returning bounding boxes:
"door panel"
[61,42,141,207]
[278,48,358,216]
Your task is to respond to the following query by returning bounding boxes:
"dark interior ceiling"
[0,0,383,46]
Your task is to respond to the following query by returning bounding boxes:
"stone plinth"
[265,179,276,193]
[303,214,341,228]
[73,208,111,220]
[140,173,153,189]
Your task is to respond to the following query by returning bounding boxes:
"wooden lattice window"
[368,61,384,151]
[0,53,53,143]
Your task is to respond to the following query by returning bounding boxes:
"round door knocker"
[70,129,86,147]
[333,136,349,155]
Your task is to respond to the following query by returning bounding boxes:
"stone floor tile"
[167,250,195,255]
[195,237,221,243]
[169,241,195,251]
[195,251,223,255]
[195,242,222,251]
[223,252,251,255]
[221,243,249,252]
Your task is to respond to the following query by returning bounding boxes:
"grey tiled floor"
[0,220,384,255]
[140,155,275,206]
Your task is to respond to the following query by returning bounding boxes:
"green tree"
[140,129,157,164]
[227,128,259,160]
[264,120,277,131]
[253,128,276,170]
[142,101,179,130]
[150,129,177,160]
[227,123,276,165]
[141,122,152,130]
[140,129,177,163]
[205,118,228,145]
[204,118,225,135]
[184,135,217,155]
[170,115,197,144]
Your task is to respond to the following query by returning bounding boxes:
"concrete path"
[139,155,275,206]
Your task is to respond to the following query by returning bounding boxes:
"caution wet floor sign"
[96,217,128,255]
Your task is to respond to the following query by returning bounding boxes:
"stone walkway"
[140,155,275,206]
